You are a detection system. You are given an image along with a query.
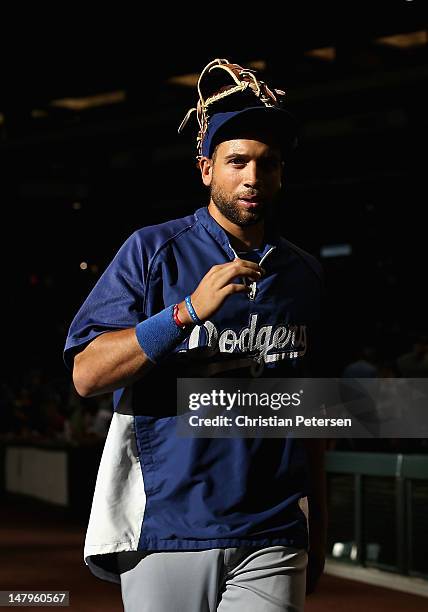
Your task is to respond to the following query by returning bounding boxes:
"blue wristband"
[184,295,202,325]
[135,304,190,364]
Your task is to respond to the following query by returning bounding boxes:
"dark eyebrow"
[224,153,249,160]
[224,152,281,161]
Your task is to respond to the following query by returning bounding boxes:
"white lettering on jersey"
[188,313,307,364]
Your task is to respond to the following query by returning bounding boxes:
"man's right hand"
[74,258,265,397]
[177,258,265,324]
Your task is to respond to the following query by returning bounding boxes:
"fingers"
[219,283,252,297]
[210,258,265,276]
[191,282,250,322]
[212,259,265,290]
[191,259,265,321]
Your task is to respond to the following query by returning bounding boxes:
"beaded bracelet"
[184,295,202,325]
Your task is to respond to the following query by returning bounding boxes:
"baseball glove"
[177,58,290,160]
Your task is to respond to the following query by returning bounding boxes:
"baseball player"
[64,58,327,611]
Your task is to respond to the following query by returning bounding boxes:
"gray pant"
[118,545,308,612]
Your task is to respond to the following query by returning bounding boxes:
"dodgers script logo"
[186,313,307,376]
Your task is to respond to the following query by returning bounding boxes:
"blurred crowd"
[0,367,112,445]
[329,333,428,453]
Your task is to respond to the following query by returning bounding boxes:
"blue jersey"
[64,205,325,584]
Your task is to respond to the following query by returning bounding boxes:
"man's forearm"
[72,301,195,398]
[73,328,154,397]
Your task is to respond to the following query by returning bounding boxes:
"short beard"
[210,181,275,227]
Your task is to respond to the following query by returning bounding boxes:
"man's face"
[203,134,283,227]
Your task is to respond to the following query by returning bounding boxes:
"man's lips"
[237,196,263,208]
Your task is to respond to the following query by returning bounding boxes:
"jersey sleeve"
[63,231,146,371]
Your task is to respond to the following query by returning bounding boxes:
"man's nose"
[243,162,262,188]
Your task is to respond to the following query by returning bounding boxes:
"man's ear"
[199,157,213,187]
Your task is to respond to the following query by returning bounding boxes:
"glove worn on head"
[177,58,288,160]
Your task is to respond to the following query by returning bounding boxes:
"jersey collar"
[194,205,283,260]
